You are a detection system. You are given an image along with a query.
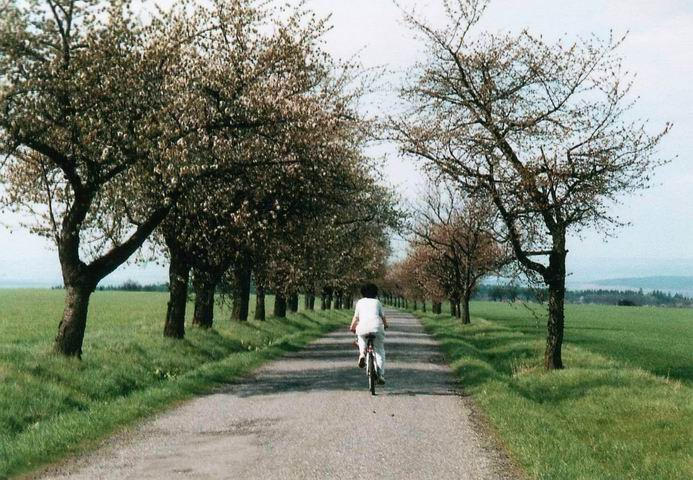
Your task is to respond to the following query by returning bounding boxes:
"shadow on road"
[225,311,460,398]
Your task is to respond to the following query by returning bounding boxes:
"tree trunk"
[53,194,173,357]
[545,279,566,369]
[255,285,266,321]
[289,293,299,313]
[51,186,172,357]
[413,300,417,310]
[303,293,310,310]
[308,293,315,310]
[231,262,252,322]
[54,283,95,357]
[422,300,426,313]
[164,253,190,339]
[192,273,215,329]
[449,299,457,317]
[542,233,568,370]
[274,293,287,318]
[461,291,471,325]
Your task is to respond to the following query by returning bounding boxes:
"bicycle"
[365,333,378,395]
[351,325,387,395]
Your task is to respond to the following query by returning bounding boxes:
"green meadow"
[414,301,693,480]
[0,289,348,478]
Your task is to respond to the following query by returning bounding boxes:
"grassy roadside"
[0,290,349,478]
[410,302,692,480]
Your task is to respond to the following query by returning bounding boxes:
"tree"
[256,158,398,318]
[0,0,208,356]
[314,177,397,307]
[163,0,342,331]
[238,66,400,319]
[408,245,447,312]
[389,256,425,310]
[408,181,505,323]
[159,175,253,336]
[394,0,670,368]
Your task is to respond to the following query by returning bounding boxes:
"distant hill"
[486,274,693,295]
[582,276,693,297]
[593,276,693,289]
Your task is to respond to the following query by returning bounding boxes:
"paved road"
[37,310,515,480]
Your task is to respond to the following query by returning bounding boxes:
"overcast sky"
[1,0,691,286]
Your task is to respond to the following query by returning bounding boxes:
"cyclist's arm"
[349,302,359,332]
[349,314,359,332]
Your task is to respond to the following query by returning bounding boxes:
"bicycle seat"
[365,333,376,340]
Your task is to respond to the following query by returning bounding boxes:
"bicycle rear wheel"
[368,352,376,395]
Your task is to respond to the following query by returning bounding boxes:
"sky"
[1,0,691,287]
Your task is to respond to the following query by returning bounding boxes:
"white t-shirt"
[354,298,385,335]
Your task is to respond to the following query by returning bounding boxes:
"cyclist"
[349,282,388,384]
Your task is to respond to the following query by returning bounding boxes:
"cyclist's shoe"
[358,355,366,368]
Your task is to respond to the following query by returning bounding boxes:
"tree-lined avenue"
[35,310,514,480]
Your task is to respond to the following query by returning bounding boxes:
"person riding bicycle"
[349,282,388,384]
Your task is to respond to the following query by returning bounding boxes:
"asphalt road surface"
[37,309,515,480]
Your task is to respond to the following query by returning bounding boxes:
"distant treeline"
[52,279,257,294]
[474,284,693,307]
[52,280,693,307]
[52,280,169,292]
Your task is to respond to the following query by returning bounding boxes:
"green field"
[414,301,693,480]
[0,289,348,478]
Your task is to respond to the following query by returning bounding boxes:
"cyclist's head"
[360,282,378,299]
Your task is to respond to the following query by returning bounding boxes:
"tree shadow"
[467,308,693,385]
[227,364,459,398]
[563,326,626,332]
[506,375,631,405]
[420,314,693,409]
[569,338,692,384]
[216,314,463,398]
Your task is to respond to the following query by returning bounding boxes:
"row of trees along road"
[0,0,399,357]
[384,179,507,325]
[390,0,670,370]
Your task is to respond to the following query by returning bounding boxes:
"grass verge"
[411,303,692,480]
[0,290,348,478]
